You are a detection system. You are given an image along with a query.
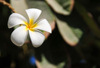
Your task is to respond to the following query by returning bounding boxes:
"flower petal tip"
[33,45,42,48]
[48,28,52,33]
[8,23,12,28]
[29,31,45,48]
[8,24,10,28]
[11,38,23,47]
[25,8,42,22]
[11,26,28,47]
[49,30,52,33]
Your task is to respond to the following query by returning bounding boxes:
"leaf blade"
[46,0,74,15]
[56,18,82,46]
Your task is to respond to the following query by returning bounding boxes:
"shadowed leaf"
[38,55,65,68]
[46,0,74,15]
[56,18,82,46]
[11,0,28,18]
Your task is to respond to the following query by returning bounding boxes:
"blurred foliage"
[46,0,73,15]
[56,18,82,46]
[0,0,100,68]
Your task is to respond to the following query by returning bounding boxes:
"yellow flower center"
[24,19,37,31]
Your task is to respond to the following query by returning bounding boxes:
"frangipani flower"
[8,8,51,47]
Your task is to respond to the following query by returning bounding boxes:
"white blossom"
[8,8,51,47]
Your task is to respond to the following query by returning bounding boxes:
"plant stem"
[0,0,16,13]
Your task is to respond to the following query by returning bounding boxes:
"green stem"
[75,1,100,38]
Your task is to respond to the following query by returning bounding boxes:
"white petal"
[29,30,45,47]
[11,26,28,46]
[8,13,27,28]
[34,19,52,33]
[26,8,42,22]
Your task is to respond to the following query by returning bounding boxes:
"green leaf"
[40,55,57,68]
[11,0,28,18]
[75,1,100,38]
[40,55,65,68]
[56,18,82,46]
[46,0,74,15]
[71,27,83,39]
